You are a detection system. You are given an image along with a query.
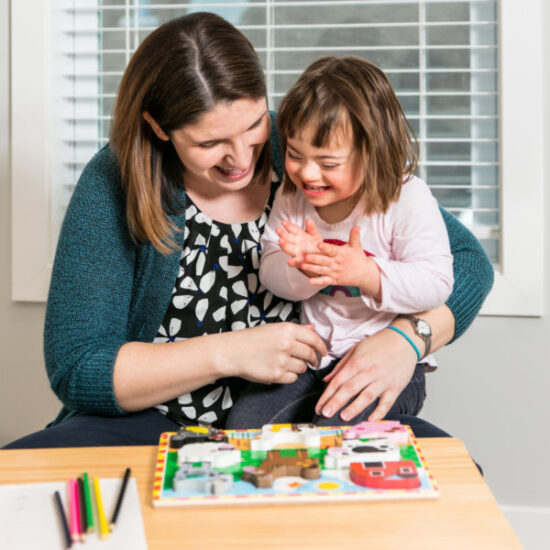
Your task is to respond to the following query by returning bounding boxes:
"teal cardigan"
[44,115,494,421]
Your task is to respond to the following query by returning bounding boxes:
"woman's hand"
[315,327,418,422]
[219,322,327,385]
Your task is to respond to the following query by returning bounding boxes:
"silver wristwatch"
[400,315,432,360]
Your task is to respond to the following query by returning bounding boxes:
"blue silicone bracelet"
[385,326,421,362]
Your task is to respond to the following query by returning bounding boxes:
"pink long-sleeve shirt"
[259,176,454,368]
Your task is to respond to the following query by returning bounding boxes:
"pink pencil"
[67,478,81,543]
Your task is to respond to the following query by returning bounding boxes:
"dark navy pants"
[2,409,181,449]
[3,408,449,449]
[3,364,451,449]
[226,363,431,428]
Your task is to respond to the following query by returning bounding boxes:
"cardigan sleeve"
[44,147,135,416]
[440,207,494,342]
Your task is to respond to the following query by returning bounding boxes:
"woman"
[4,12,492,448]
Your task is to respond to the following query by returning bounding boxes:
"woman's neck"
[185,182,271,224]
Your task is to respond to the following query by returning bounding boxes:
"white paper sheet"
[0,477,148,550]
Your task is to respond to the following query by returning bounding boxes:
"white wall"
[421,315,550,507]
[1,0,548,514]
[0,0,61,445]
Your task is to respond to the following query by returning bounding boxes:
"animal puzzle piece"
[249,423,321,451]
[242,449,321,488]
[170,425,227,449]
[349,460,420,490]
[324,438,400,469]
[173,462,233,495]
[343,421,410,445]
[177,441,242,469]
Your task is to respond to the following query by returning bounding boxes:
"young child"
[226,56,454,427]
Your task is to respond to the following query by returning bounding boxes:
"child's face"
[285,125,363,223]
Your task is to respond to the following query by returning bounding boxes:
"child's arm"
[366,178,454,313]
[302,178,454,313]
[259,188,319,301]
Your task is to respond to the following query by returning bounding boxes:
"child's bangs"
[287,93,351,149]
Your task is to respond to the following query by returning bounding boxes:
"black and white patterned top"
[154,172,298,427]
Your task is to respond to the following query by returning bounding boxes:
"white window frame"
[11,0,545,316]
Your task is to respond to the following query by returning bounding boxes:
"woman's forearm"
[113,336,227,412]
[390,304,455,358]
[113,322,327,412]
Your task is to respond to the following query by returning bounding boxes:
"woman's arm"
[315,304,453,421]
[439,207,494,341]
[44,149,137,416]
[315,210,493,421]
[45,149,326,416]
[113,323,326,411]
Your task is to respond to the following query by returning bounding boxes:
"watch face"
[417,319,431,337]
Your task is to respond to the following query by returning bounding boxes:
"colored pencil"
[110,467,131,530]
[67,478,80,543]
[73,477,84,542]
[82,472,94,533]
[93,477,110,540]
[53,491,72,549]
[77,477,88,539]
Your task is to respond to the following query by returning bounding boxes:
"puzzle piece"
[177,441,241,469]
[242,449,321,488]
[170,425,228,449]
[173,462,233,495]
[324,437,400,469]
[343,421,410,445]
[349,460,420,490]
[249,423,321,451]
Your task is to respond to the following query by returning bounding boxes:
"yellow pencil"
[93,477,110,540]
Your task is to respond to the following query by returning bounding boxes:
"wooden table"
[0,439,522,549]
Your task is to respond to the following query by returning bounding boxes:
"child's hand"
[276,219,323,277]
[302,226,381,298]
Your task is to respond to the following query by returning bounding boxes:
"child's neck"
[316,194,360,224]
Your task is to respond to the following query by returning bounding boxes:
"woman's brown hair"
[111,12,271,253]
[277,56,418,214]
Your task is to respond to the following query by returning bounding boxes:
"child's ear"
[142,111,170,141]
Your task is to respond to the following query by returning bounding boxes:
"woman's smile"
[215,158,254,181]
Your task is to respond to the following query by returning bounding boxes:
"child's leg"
[225,369,322,429]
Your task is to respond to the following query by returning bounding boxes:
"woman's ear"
[142,111,170,141]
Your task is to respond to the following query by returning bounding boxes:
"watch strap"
[400,315,432,360]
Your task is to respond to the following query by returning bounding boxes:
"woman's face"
[166,98,269,194]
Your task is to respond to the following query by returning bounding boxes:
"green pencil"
[82,472,94,533]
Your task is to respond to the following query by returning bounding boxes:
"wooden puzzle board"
[152,422,439,507]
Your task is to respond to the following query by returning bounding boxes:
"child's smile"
[302,183,331,195]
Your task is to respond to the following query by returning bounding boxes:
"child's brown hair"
[277,56,418,214]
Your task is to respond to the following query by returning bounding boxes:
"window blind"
[55,0,499,263]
